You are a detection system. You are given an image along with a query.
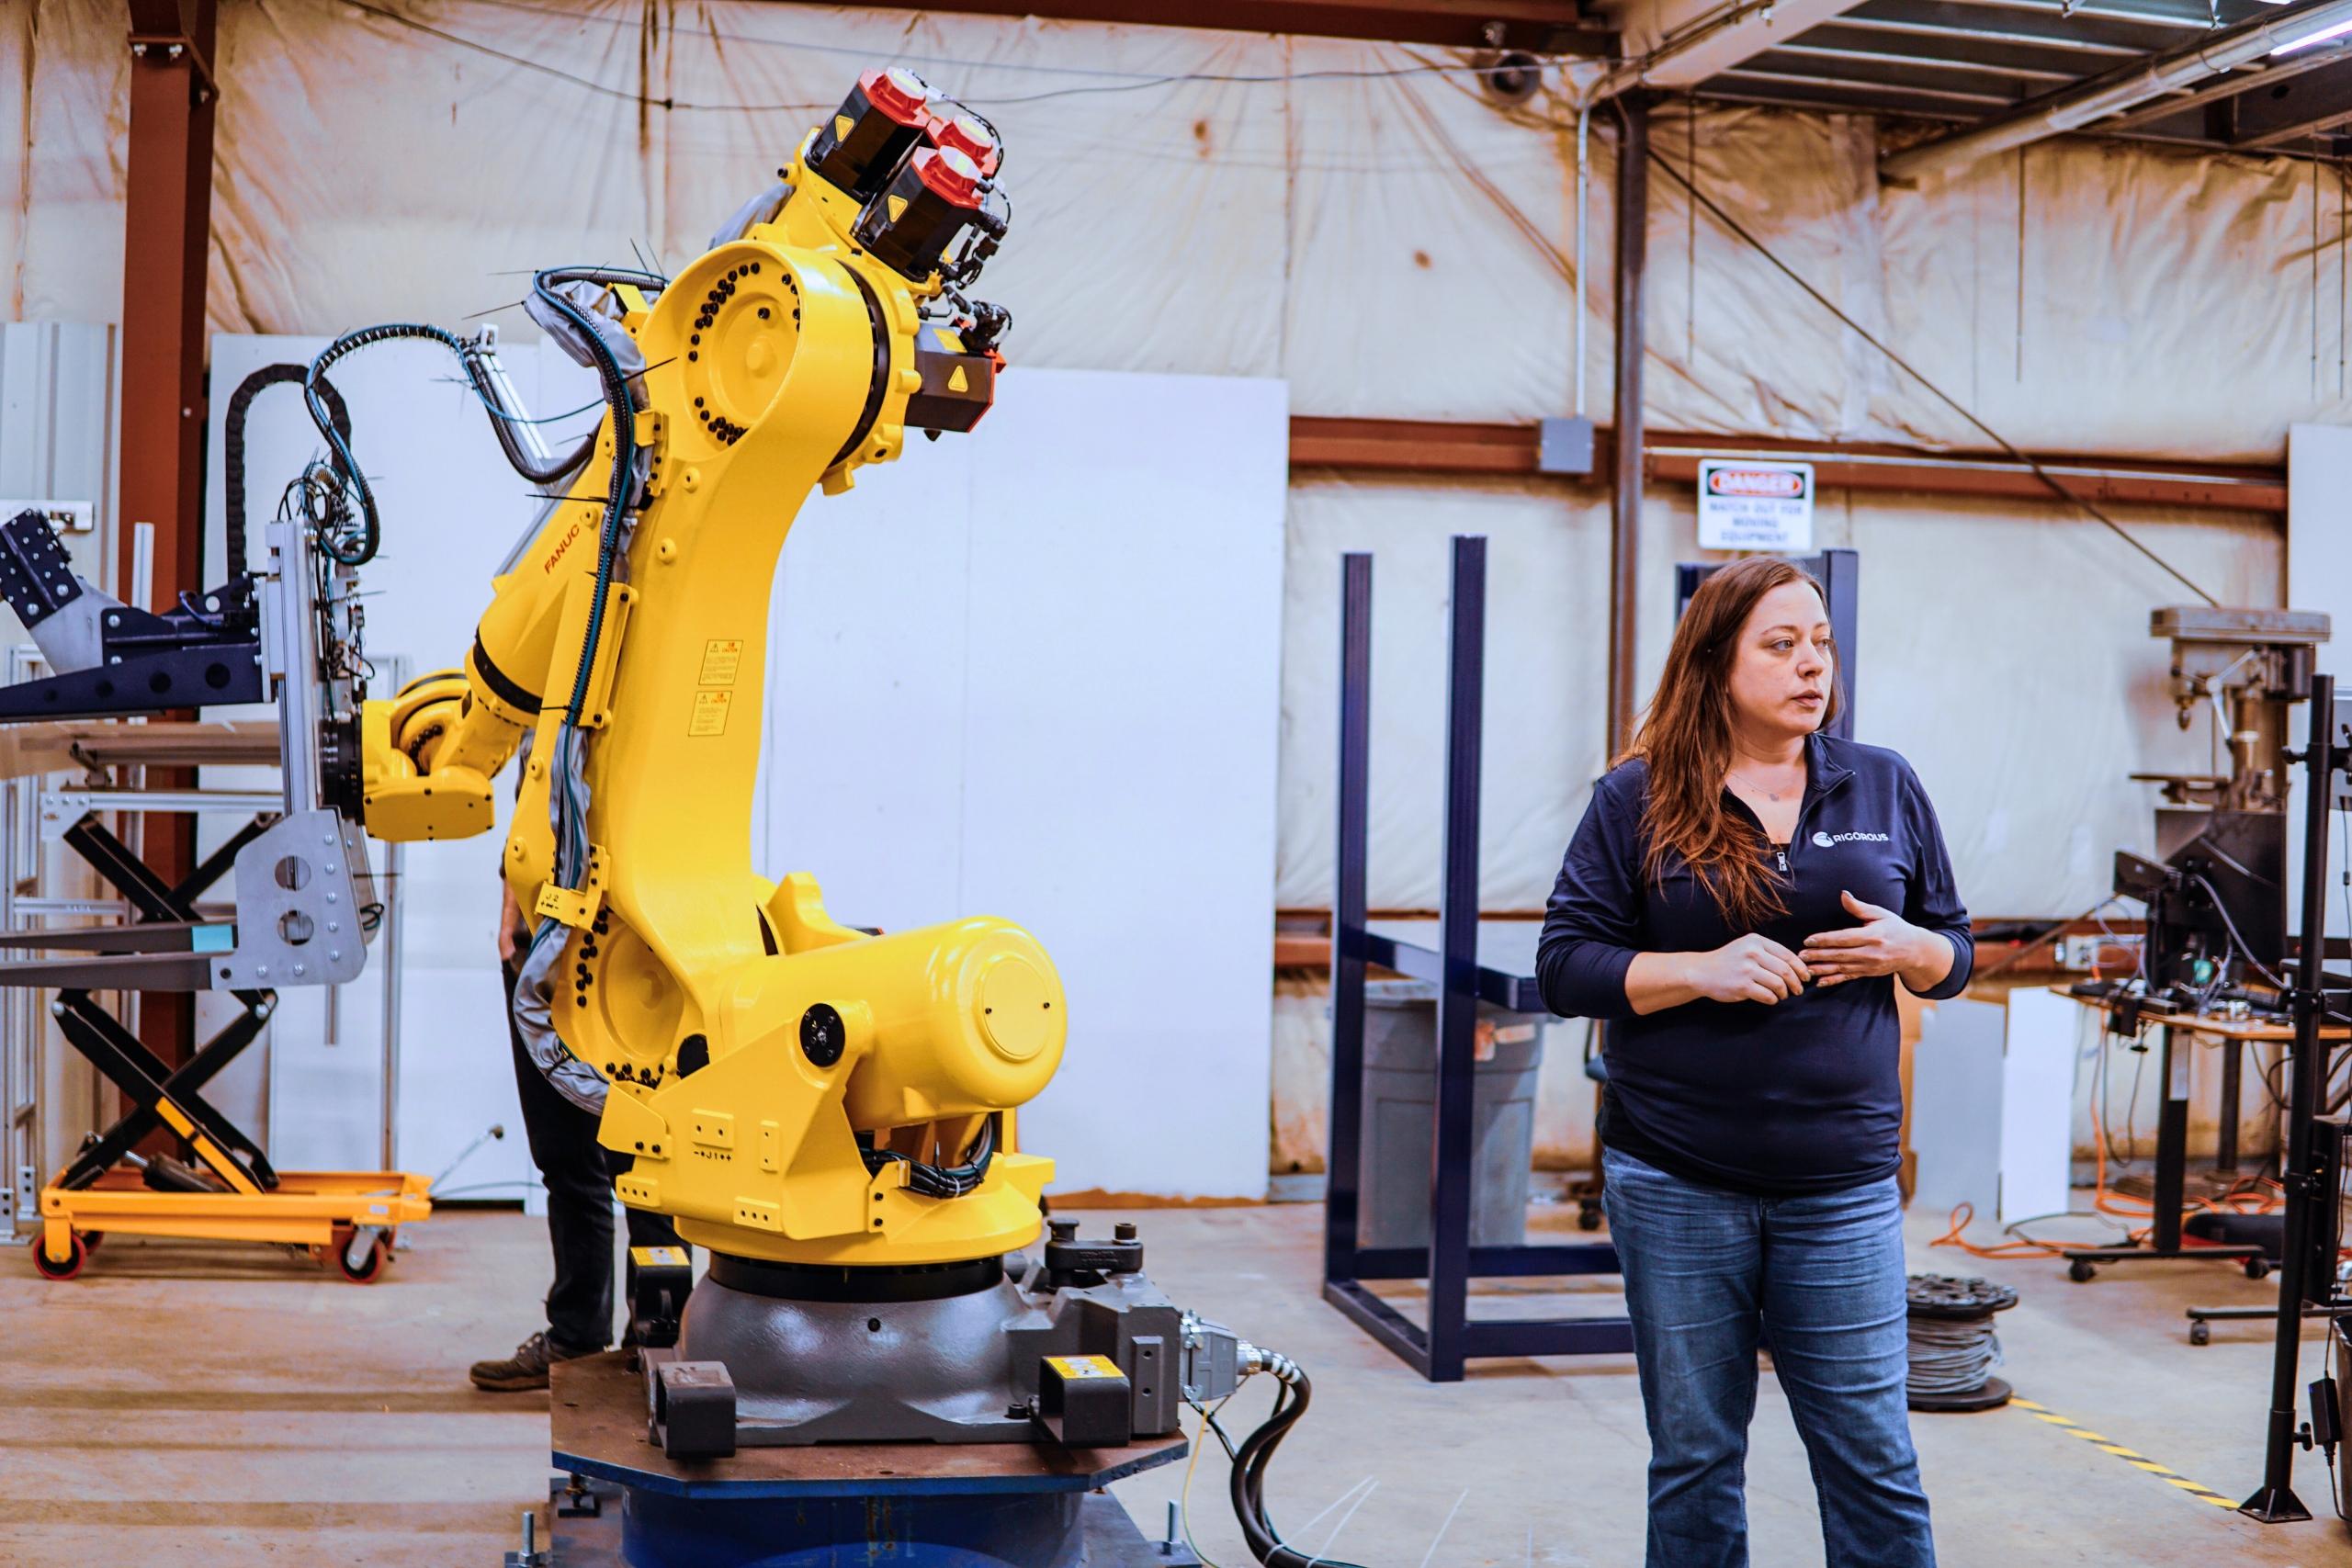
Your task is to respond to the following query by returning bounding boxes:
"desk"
[2050,987,2343,1281]
[1363,918,1543,1011]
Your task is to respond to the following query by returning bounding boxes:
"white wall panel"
[767,370,1289,1201]
[2288,423,2352,947]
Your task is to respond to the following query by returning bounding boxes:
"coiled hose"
[1227,1350,1368,1568]
[1905,1312,2003,1398]
[1903,1273,2017,1409]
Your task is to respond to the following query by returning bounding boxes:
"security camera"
[1479,51,1544,106]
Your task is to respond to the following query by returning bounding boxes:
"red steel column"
[118,0,218,1074]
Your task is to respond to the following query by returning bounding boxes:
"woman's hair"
[1620,556,1841,927]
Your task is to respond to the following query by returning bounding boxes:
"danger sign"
[1697,458,1815,551]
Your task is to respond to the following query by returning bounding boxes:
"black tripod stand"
[2242,672,2352,1524]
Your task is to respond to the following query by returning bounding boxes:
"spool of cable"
[1905,1273,2018,1413]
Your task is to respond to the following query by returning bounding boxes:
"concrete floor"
[5,1200,2350,1567]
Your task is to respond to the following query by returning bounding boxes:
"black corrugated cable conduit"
[224,363,353,573]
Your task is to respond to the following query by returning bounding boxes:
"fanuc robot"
[0,70,1353,1568]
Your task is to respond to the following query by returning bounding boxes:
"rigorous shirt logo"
[1812,830,1890,847]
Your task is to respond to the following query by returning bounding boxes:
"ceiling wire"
[338,0,1532,110]
[1643,144,2225,607]
[339,0,822,109]
[334,0,2243,609]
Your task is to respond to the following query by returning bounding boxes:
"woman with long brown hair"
[1538,556,1968,1568]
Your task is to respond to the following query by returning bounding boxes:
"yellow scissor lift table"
[6,723,432,1283]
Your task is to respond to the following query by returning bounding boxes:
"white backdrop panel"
[761,442,978,925]
[765,369,1289,1201]
[2289,423,2352,948]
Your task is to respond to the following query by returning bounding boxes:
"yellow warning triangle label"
[947,365,969,393]
[886,194,908,223]
[834,114,854,141]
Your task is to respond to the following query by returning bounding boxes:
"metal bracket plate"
[537,842,608,929]
[209,809,372,988]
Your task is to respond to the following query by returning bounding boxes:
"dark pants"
[504,961,685,1353]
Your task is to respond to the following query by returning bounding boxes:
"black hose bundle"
[861,1118,996,1198]
[224,363,352,573]
[295,311,626,567]
[301,321,475,564]
[461,342,597,485]
[524,266,665,730]
[1227,1352,1368,1568]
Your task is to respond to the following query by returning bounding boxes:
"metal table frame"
[2050,998,2283,1282]
[1321,537,1634,1382]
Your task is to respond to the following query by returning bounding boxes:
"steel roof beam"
[1838,0,2168,56]
[1778,28,2082,80]
[1716,62,2019,105]
[1928,0,2272,30]
[1600,0,1855,87]
[1754,43,2057,96]
[1810,20,2142,80]
[1699,79,1982,116]
[2101,51,2337,130]
[1881,0,2352,182]
[2231,58,2352,144]
[750,0,1613,51]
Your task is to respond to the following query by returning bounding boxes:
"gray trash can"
[1354,979,1546,1249]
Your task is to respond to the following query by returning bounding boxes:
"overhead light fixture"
[2273,15,2352,52]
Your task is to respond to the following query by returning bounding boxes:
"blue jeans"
[1602,1147,1935,1568]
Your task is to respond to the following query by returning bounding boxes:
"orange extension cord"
[1930,1053,2285,1262]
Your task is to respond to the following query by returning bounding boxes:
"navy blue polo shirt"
[1536,733,1973,1197]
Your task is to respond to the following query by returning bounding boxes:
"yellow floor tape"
[2008,1397,2238,1510]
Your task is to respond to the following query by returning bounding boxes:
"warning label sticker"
[698,639,743,688]
[689,690,731,737]
[1045,1354,1124,1381]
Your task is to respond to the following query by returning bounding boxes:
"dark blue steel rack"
[1321,536,1634,1382]
[1321,541,1861,1382]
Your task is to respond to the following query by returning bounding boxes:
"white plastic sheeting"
[3,0,2326,1190]
[0,2,2301,919]
[6,2,2352,459]
[1279,471,2283,918]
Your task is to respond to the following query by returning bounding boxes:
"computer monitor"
[2112,807,2287,995]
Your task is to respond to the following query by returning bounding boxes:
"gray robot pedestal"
[666,1245,1212,1447]
[537,1352,1202,1568]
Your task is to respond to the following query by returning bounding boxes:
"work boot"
[469,1330,595,1392]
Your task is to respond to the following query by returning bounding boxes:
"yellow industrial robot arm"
[352,69,1045,1269]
